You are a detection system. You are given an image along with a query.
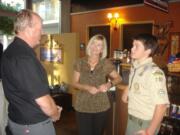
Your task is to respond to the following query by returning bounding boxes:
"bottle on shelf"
[126,51,131,64]
[176,105,180,120]
[170,104,177,118]
[158,118,173,135]
[165,104,170,117]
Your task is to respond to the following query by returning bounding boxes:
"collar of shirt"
[132,57,152,69]
[14,37,36,57]
[84,56,105,69]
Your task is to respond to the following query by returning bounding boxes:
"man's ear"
[146,49,151,56]
[27,27,33,36]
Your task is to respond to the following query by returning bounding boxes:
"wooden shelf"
[168,72,180,77]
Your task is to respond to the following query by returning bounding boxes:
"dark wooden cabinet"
[115,86,128,135]
[167,72,180,104]
[105,86,128,135]
[158,72,180,135]
[52,93,73,111]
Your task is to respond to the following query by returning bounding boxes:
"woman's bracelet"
[110,81,113,87]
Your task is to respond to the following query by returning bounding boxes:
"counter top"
[167,72,180,77]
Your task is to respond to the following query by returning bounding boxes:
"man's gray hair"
[14,9,41,34]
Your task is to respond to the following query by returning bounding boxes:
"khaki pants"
[0,81,8,135]
[126,114,158,135]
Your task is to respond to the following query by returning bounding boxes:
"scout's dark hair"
[133,33,158,56]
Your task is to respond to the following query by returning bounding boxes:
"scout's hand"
[135,129,152,135]
[135,130,146,135]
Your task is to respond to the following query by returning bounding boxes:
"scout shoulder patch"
[152,70,163,76]
[152,70,164,82]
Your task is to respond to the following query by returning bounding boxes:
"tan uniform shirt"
[128,58,169,120]
[73,57,115,113]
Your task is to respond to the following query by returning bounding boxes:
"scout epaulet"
[152,70,163,76]
[139,63,154,76]
[152,69,164,82]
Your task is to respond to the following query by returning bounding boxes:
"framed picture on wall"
[169,32,180,56]
[40,34,63,63]
[88,25,111,57]
[40,47,63,63]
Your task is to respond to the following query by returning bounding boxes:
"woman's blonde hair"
[86,34,107,59]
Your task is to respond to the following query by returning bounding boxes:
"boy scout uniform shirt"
[73,57,116,113]
[128,58,169,120]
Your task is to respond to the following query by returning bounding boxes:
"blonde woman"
[72,34,121,135]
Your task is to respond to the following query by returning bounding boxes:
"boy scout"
[122,33,169,135]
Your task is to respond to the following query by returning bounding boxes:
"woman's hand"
[98,82,111,92]
[87,86,99,95]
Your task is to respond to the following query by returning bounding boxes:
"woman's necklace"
[88,58,99,71]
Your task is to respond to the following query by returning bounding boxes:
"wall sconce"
[107,12,121,30]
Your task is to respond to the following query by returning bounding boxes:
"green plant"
[0,3,17,35]
[0,3,17,12]
[0,16,14,35]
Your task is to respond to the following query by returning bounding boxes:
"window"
[32,0,61,34]
[1,0,26,11]
[122,23,153,51]
[32,0,60,24]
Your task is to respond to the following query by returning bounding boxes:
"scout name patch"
[158,89,166,97]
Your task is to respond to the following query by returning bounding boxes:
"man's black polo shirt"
[2,37,49,124]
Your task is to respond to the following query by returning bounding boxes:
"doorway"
[121,22,153,51]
